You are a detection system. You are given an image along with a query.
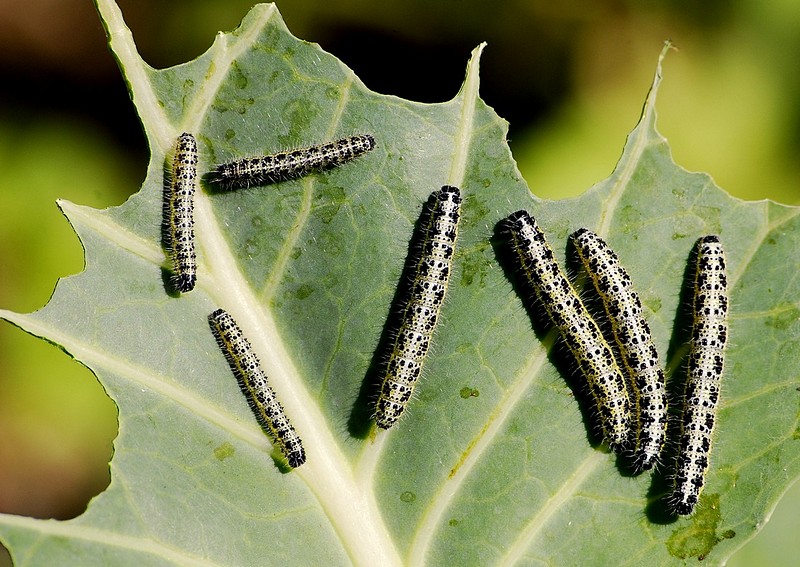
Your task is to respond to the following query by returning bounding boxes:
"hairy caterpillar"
[208,309,306,468]
[164,132,198,292]
[211,134,376,190]
[375,186,462,429]
[667,235,728,515]
[571,228,667,471]
[504,211,631,453]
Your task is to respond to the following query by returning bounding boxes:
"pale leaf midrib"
[180,16,401,565]
[596,43,669,237]
[183,5,278,136]
[0,512,224,567]
[87,5,402,566]
[407,338,553,567]
[259,74,357,304]
[496,452,606,567]
[0,310,265,450]
[95,0,170,154]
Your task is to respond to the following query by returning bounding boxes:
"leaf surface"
[1,2,799,566]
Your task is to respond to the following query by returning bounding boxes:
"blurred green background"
[0,1,797,565]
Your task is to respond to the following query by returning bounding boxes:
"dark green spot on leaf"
[400,491,416,503]
[765,304,800,331]
[213,442,235,461]
[459,243,491,288]
[666,493,723,560]
[296,284,314,300]
[460,387,480,399]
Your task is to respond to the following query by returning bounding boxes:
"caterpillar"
[164,132,198,293]
[504,211,631,453]
[374,185,462,430]
[211,134,376,190]
[571,228,667,471]
[667,235,728,516]
[208,308,306,468]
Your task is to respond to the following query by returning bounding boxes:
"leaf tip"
[466,42,487,80]
[457,41,487,107]
[635,40,678,138]
[657,39,679,76]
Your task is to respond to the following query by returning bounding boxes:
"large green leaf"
[1,2,799,565]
